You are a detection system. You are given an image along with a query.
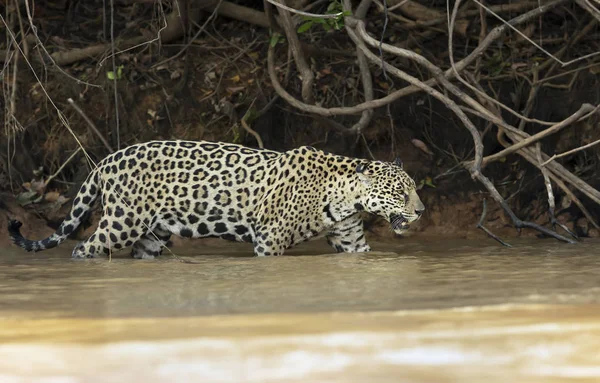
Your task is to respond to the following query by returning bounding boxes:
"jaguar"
[8,140,425,258]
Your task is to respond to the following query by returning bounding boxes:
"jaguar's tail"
[8,170,101,252]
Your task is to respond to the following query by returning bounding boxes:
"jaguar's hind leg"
[71,216,144,258]
[130,226,172,259]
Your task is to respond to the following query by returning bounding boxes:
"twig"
[14,0,29,59]
[21,0,102,88]
[475,174,576,243]
[474,0,487,80]
[275,0,315,104]
[109,0,120,150]
[460,102,600,210]
[264,0,568,117]
[575,0,600,24]
[536,144,578,240]
[448,0,559,127]
[150,0,224,69]
[9,38,20,134]
[349,0,374,133]
[548,174,600,230]
[373,0,541,30]
[67,98,114,153]
[44,148,83,187]
[517,66,540,131]
[264,0,344,18]
[0,14,97,170]
[481,104,597,168]
[535,62,600,86]
[477,199,512,247]
[543,137,600,166]
[470,0,600,66]
[379,0,389,80]
[97,0,169,67]
[240,99,264,148]
[344,2,577,244]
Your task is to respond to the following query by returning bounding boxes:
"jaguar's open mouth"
[390,214,410,231]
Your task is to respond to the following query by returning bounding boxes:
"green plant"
[269,32,286,47]
[297,1,351,33]
[418,176,436,189]
[106,65,124,80]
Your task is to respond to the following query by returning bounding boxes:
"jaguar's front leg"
[326,213,371,253]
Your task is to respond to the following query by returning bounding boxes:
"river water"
[1,237,600,382]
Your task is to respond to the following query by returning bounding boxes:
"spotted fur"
[8,140,425,258]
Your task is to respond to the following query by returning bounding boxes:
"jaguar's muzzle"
[390,214,410,231]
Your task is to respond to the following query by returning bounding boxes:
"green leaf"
[297,21,313,34]
[117,65,124,79]
[269,32,282,47]
[424,176,437,188]
[107,71,116,80]
[16,191,41,207]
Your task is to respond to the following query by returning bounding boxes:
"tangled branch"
[265,0,598,243]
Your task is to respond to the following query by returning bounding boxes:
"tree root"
[477,199,512,247]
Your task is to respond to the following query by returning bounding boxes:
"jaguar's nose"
[415,206,425,216]
[414,198,425,217]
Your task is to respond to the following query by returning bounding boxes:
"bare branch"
[536,144,578,240]
[276,0,315,104]
[240,99,264,149]
[249,0,571,119]
[575,0,600,24]
[67,98,114,153]
[349,0,374,133]
[44,148,83,187]
[477,199,512,247]
[471,0,600,66]
[264,0,344,18]
[543,135,600,166]
[481,104,598,168]
[342,1,578,243]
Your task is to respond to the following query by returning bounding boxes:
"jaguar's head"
[356,157,425,234]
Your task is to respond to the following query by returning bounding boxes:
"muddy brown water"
[1,237,600,382]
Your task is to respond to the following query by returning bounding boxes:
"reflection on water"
[1,237,600,382]
[1,237,599,319]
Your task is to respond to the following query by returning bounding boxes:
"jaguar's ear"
[393,157,403,169]
[356,161,373,184]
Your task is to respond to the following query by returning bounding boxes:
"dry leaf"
[30,179,46,194]
[226,86,245,94]
[170,70,182,80]
[411,138,434,155]
[230,74,241,83]
[454,20,470,37]
[44,191,61,202]
[56,195,70,205]
[377,81,389,90]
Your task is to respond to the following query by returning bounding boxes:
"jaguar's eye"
[402,192,408,200]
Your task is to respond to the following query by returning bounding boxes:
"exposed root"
[477,199,512,247]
